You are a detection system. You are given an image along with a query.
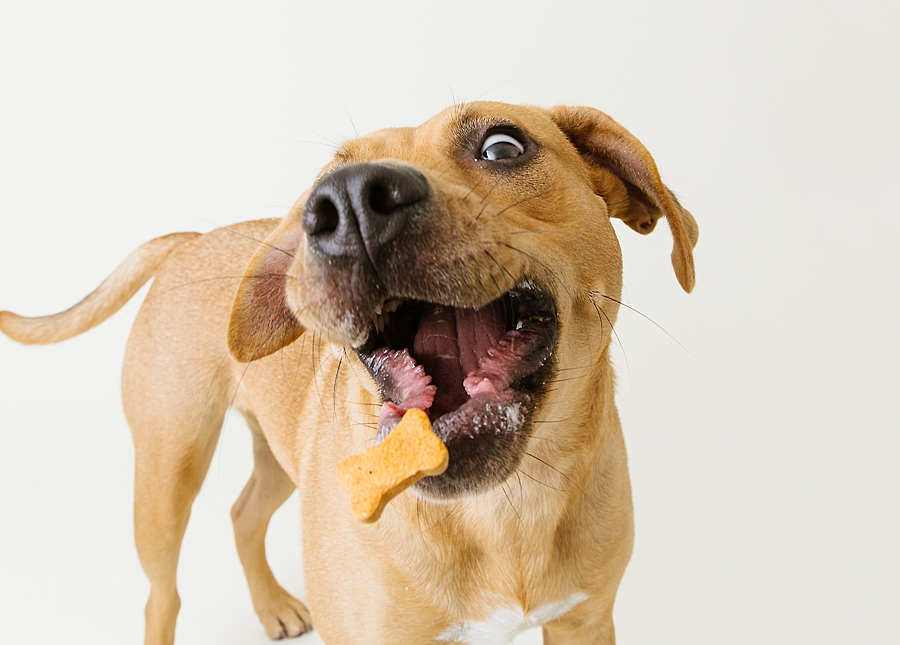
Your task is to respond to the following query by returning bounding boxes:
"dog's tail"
[0,232,201,345]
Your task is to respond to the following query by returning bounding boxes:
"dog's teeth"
[384,299,401,314]
[374,302,384,315]
[516,320,525,330]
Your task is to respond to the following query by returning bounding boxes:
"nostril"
[367,182,402,215]
[303,196,340,236]
[302,163,428,261]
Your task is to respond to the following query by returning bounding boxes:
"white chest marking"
[437,593,588,644]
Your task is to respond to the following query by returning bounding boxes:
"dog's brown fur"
[0,102,697,644]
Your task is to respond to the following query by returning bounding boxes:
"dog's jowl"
[1,102,697,645]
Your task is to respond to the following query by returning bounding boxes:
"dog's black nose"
[302,162,429,266]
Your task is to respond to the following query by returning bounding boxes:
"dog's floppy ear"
[228,221,305,363]
[549,105,699,292]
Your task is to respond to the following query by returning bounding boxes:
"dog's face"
[229,102,698,499]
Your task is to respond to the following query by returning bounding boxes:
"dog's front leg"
[231,412,312,638]
[541,603,617,645]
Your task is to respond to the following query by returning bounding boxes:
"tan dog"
[0,102,697,644]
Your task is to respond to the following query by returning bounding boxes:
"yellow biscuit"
[337,408,448,523]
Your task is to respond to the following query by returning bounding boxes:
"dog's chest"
[436,593,587,644]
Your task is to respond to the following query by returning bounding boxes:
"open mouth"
[356,280,557,497]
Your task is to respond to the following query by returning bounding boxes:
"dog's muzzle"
[300,162,559,498]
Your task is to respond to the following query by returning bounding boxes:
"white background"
[1,1,898,643]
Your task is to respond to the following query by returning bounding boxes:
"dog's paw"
[257,590,313,640]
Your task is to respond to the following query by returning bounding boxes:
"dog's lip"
[355,281,557,449]
[348,297,403,348]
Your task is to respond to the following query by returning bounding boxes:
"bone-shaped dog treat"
[337,408,448,523]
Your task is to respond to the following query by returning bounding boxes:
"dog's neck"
[379,347,628,617]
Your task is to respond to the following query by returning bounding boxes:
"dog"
[0,101,698,644]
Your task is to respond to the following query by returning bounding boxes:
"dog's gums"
[357,282,557,497]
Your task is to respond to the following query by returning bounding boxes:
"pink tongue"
[412,302,506,418]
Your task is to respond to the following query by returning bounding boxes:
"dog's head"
[228,102,698,499]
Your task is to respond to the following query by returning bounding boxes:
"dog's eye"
[480,133,525,161]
